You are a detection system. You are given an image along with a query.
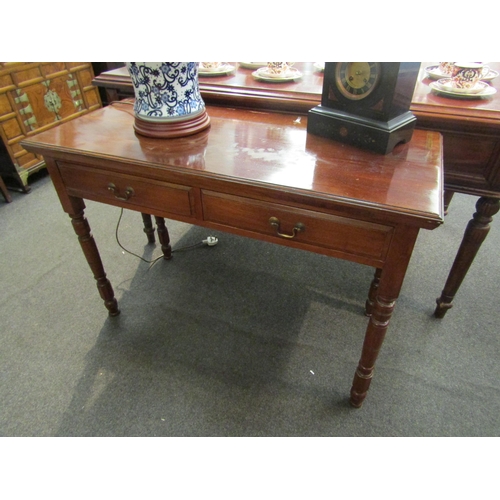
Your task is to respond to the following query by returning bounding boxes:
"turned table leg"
[141,213,156,243]
[350,225,419,408]
[434,196,500,318]
[154,216,172,260]
[70,208,120,316]
[350,292,396,408]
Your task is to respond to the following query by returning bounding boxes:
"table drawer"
[202,191,393,262]
[58,162,195,217]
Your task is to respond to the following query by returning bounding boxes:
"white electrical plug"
[202,236,218,246]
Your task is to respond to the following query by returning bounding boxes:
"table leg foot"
[70,209,120,316]
[350,371,372,408]
[434,297,453,318]
[350,294,395,408]
[154,216,172,260]
[434,196,499,319]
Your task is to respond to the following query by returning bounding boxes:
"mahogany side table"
[22,104,443,407]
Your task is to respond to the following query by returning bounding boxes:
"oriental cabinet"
[0,62,102,192]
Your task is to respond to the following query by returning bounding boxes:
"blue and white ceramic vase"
[126,62,210,138]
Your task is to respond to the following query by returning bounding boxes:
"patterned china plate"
[430,81,497,99]
[436,78,488,94]
[483,69,499,81]
[425,65,454,80]
[252,67,303,82]
[239,62,267,69]
[425,65,499,82]
[198,64,235,76]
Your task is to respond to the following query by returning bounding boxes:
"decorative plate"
[239,62,267,69]
[430,81,497,99]
[252,67,303,82]
[198,64,235,76]
[425,65,453,80]
[482,69,500,81]
[425,65,498,82]
[436,78,488,94]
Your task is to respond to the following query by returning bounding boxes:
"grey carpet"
[1,169,499,436]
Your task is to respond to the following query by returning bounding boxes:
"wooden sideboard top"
[94,62,500,126]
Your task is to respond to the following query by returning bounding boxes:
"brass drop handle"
[269,216,305,239]
[107,183,135,201]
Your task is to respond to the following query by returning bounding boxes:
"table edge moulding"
[21,102,443,408]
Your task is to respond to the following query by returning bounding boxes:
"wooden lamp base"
[133,109,211,139]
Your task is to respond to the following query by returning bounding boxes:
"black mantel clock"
[307,62,421,154]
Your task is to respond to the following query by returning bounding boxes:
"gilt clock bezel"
[323,62,396,115]
[334,62,381,101]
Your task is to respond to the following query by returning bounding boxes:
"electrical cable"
[115,208,154,263]
[115,208,218,270]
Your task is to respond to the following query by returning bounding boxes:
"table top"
[22,103,443,227]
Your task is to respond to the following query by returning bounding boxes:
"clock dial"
[334,62,381,100]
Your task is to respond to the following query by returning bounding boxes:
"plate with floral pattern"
[430,80,497,99]
[252,67,303,82]
[198,64,235,76]
[426,64,498,82]
[239,62,267,69]
[436,78,488,94]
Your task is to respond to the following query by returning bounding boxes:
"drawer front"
[202,191,393,262]
[58,162,195,217]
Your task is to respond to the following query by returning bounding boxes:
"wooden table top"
[22,103,443,227]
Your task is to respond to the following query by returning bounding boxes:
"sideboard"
[412,63,500,317]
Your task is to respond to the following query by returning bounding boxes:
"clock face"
[334,62,381,101]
